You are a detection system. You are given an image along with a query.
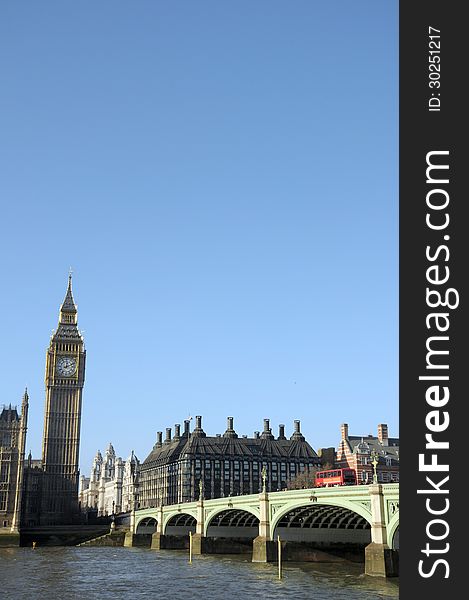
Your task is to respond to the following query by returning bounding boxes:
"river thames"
[0,547,399,599]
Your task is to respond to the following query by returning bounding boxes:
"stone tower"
[0,389,28,535]
[41,274,86,525]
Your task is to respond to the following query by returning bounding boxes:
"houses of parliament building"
[0,275,86,540]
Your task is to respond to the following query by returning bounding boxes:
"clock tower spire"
[41,274,86,525]
[59,273,78,325]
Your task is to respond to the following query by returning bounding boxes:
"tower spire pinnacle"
[59,271,77,324]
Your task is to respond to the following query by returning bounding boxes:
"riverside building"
[335,423,400,484]
[138,416,321,507]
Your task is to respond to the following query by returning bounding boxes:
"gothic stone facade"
[139,416,321,508]
[79,444,139,516]
[0,392,28,534]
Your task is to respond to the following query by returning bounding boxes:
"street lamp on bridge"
[370,450,379,484]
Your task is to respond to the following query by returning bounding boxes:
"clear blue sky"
[0,1,398,474]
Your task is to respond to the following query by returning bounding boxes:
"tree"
[286,463,334,490]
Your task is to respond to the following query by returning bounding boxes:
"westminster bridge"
[124,483,399,577]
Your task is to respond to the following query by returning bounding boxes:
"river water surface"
[0,547,399,599]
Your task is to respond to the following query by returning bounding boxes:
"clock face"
[56,356,77,377]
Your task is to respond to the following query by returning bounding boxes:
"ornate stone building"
[139,416,321,508]
[0,391,28,534]
[39,274,86,525]
[78,445,139,516]
[335,423,399,484]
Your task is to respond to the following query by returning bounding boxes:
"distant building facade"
[78,445,139,516]
[335,423,399,484]
[0,391,28,533]
[139,416,321,508]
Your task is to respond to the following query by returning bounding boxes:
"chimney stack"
[341,423,349,440]
[156,431,162,447]
[174,424,181,440]
[378,423,389,446]
[261,418,274,439]
[278,424,286,440]
[192,415,206,437]
[224,416,238,438]
[290,419,305,441]
[164,427,172,444]
[183,420,191,437]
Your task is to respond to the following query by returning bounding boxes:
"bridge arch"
[204,508,260,538]
[136,516,157,534]
[271,500,372,545]
[163,512,197,536]
[271,499,372,533]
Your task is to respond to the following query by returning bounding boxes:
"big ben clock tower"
[41,274,86,525]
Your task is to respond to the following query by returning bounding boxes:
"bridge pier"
[252,489,276,562]
[190,533,206,554]
[150,532,167,549]
[365,543,399,577]
[365,484,399,577]
[252,536,277,562]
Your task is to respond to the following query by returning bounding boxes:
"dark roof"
[53,323,83,340]
[142,434,319,469]
[60,275,77,314]
[0,406,20,422]
[344,435,400,464]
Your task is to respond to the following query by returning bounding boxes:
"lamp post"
[110,500,115,531]
[130,470,139,534]
[261,465,267,493]
[370,450,379,484]
[199,480,203,501]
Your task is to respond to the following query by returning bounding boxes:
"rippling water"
[0,547,399,599]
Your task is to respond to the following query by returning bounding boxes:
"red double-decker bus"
[314,468,357,487]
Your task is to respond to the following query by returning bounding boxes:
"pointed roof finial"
[23,387,29,403]
[60,270,77,317]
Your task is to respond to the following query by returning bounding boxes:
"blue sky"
[0,1,398,473]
